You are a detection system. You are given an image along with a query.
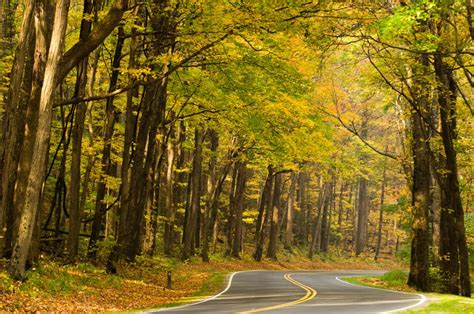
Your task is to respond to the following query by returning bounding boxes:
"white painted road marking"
[335,276,427,313]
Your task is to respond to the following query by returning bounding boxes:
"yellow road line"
[239,273,317,313]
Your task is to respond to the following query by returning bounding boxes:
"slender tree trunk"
[352,183,359,252]
[9,0,71,279]
[173,121,186,248]
[121,77,167,262]
[0,0,19,213]
[201,129,219,262]
[67,0,93,261]
[337,182,345,246]
[309,181,328,258]
[407,57,432,292]
[225,164,238,256]
[147,141,165,256]
[203,155,233,260]
[284,172,296,250]
[320,178,334,253]
[254,165,273,261]
[231,161,247,258]
[182,127,204,260]
[355,177,368,255]
[435,56,471,297]
[296,172,308,245]
[266,172,282,260]
[88,26,124,260]
[375,152,387,261]
[1,0,35,256]
[163,126,176,256]
[343,183,353,252]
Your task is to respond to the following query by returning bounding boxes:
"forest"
[0,0,473,308]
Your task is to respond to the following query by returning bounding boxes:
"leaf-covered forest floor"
[0,250,403,312]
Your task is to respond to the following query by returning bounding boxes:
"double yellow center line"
[239,273,317,313]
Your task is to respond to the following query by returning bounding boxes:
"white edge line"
[145,271,241,313]
[335,276,427,313]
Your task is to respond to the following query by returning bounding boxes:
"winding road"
[148,270,426,314]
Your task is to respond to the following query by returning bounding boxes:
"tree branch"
[57,0,128,83]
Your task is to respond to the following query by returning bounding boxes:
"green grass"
[342,270,474,313]
[0,260,124,297]
[404,294,474,313]
[342,269,411,292]
[149,271,229,310]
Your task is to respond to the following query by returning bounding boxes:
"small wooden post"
[166,270,172,289]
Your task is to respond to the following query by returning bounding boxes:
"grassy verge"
[153,271,228,310]
[341,270,474,313]
[0,250,403,312]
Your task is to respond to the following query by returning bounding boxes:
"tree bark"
[435,56,471,297]
[225,164,238,256]
[284,172,296,250]
[254,165,273,261]
[355,176,368,256]
[375,151,387,261]
[201,129,219,262]
[231,161,247,258]
[88,26,124,260]
[320,177,334,253]
[407,57,432,293]
[355,113,369,256]
[182,127,204,261]
[163,125,176,256]
[309,179,327,258]
[266,172,282,260]
[67,0,93,261]
[9,0,71,280]
[1,0,35,256]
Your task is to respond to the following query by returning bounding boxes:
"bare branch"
[319,106,399,160]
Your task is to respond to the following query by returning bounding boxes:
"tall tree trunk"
[182,127,204,260]
[266,172,282,260]
[435,56,471,297]
[201,129,219,262]
[1,0,35,256]
[202,151,233,260]
[355,113,369,256]
[337,182,345,246]
[88,26,124,260]
[407,57,432,293]
[355,176,368,256]
[172,121,186,250]
[352,183,359,252]
[9,0,71,280]
[284,172,296,250]
[231,161,247,258]
[67,0,93,261]
[254,165,273,261]
[375,152,387,261]
[121,77,167,262]
[225,164,238,256]
[147,141,165,256]
[163,126,176,256]
[320,177,334,253]
[309,181,328,258]
[0,0,19,209]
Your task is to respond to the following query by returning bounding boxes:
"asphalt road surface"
[147,270,426,314]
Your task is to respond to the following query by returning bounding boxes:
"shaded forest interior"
[0,0,473,298]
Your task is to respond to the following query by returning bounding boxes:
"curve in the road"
[239,273,317,313]
[150,271,241,313]
[147,270,426,313]
[334,276,427,313]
